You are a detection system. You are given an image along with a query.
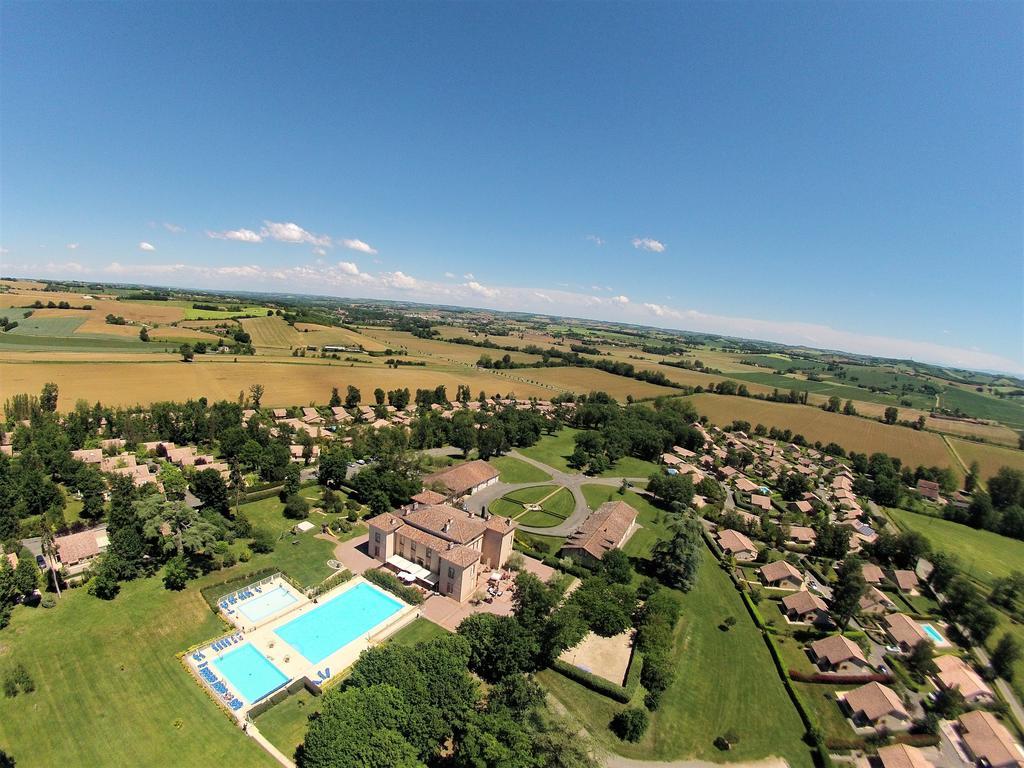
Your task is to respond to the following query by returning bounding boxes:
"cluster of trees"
[946,467,1024,540]
[567,396,704,473]
[299,632,595,768]
[0,552,41,628]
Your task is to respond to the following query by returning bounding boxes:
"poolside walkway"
[246,723,295,768]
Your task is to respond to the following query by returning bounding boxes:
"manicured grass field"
[241,316,302,349]
[947,437,1024,479]
[236,496,337,588]
[883,507,1024,586]
[0,577,276,768]
[793,682,859,744]
[684,394,961,477]
[490,485,573,527]
[539,546,813,767]
[581,485,669,559]
[990,609,1024,702]
[517,429,660,478]
[490,455,552,483]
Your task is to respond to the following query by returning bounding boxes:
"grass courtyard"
[539,546,813,768]
[490,455,552,483]
[490,485,575,527]
[518,429,659,478]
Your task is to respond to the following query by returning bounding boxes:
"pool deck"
[218,576,307,632]
[184,575,419,721]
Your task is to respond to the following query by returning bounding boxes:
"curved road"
[464,450,649,536]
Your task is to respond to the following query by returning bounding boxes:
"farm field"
[149,327,222,342]
[241,316,302,350]
[882,507,1024,586]
[946,436,1024,477]
[0,576,276,768]
[0,333,172,353]
[6,315,87,336]
[184,304,267,320]
[940,387,1024,429]
[293,323,388,351]
[362,328,545,366]
[0,358,555,409]
[684,394,961,475]
[501,365,681,401]
[926,418,1020,447]
[539,546,813,768]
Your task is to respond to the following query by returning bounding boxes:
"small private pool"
[211,643,290,704]
[235,585,299,624]
[921,623,947,645]
[274,582,404,665]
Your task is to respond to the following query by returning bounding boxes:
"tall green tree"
[650,516,702,591]
[831,557,867,629]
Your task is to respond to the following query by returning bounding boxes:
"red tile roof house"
[750,494,772,514]
[892,570,920,595]
[53,526,109,578]
[839,682,912,731]
[758,560,804,590]
[366,505,517,602]
[859,586,898,615]
[916,479,942,502]
[788,526,817,546]
[735,477,760,495]
[862,564,885,585]
[789,500,814,515]
[561,501,638,569]
[933,654,995,705]
[808,634,873,674]
[873,744,934,768]
[716,529,758,561]
[425,460,500,500]
[957,711,1024,768]
[781,590,831,626]
[883,614,932,654]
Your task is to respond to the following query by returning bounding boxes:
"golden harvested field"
[22,298,185,324]
[0,350,179,363]
[77,319,142,337]
[946,437,1024,478]
[684,393,961,474]
[502,366,681,400]
[293,323,388,352]
[926,418,1020,447]
[149,327,222,342]
[180,319,238,330]
[0,359,554,409]
[363,329,544,365]
[241,316,302,349]
[0,279,48,290]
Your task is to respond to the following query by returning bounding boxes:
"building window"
[411,543,417,553]
[447,566,455,579]
[446,582,453,594]
[374,532,380,543]
[373,545,380,557]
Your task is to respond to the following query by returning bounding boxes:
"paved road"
[601,754,789,768]
[463,450,648,537]
[973,643,1024,730]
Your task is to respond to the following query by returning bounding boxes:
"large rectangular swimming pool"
[212,643,289,703]
[274,582,404,664]
[236,585,298,624]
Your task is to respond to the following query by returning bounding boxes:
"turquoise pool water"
[275,583,404,664]
[922,623,945,643]
[212,643,289,703]
[236,585,298,623]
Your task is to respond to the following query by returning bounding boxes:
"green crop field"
[947,437,1024,479]
[940,387,1024,429]
[241,316,302,349]
[6,315,86,336]
[184,304,267,320]
[883,507,1024,586]
[539,545,813,767]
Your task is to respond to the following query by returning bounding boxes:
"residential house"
[735,477,759,495]
[808,634,873,674]
[717,529,758,561]
[758,560,803,590]
[750,494,772,514]
[862,564,885,585]
[561,501,638,568]
[782,590,830,625]
[874,744,934,768]
[425,460,500,499]
[933,655,995,705]
[366,505,516,602]
[52,526,109,578]
[892,570,920,595]
[839,682,911,730]
[916,479,941,502]
[271,408,288,420]
[957,711,1024,768]
[789,500,814,515]
[71,448,103,464]
[788,526,817,546]
[883,614,931,653]
[859,586,898,615]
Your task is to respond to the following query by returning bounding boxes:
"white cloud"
[533,292,553,303]
[585,234,605,246]
[66,243,79,250]
[632,237,666,253]
[338,261,361,276]
[313,247,327,257]
[139,242,155,252]
[610,295,630,304]
[207,228,263,243]
[463,272,475,280]
[340,238,378,255]
[260,221,331,247]
[444,272,456,279]
[463,280,497,298]
[384,271,420,290]
[163,222,185,233]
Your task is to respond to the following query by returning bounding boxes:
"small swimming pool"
[235,585,298,624]
[211,643,289,703]
[921,623,945,644]
[275,582,404,664]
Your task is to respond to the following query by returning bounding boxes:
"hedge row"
[550,659,632,703]
[512,541,592,579]
[309,569,353,598]
[826,733,940,751]
[242,486,286,503]
[199,567,280,610]
[789,670,894,685]
[363,568,425,605]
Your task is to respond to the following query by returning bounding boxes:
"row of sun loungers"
[210,634,242,653]
[219,586,264,611]
[315,667,331,682]
[196,662,244,711]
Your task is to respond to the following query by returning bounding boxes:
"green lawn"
[254,618,449,759]
[884,507,1024,586]
[491,455,552,483]
[518,429,658,478]
[236,496,337,587]
[990,609,1024,702]
[491,485,574,528]
[0,577,275,768]
[793,682,859,745]
[539,546,813,767]
[581,485,670,559]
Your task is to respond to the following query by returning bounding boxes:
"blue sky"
[2,1,1021,373]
